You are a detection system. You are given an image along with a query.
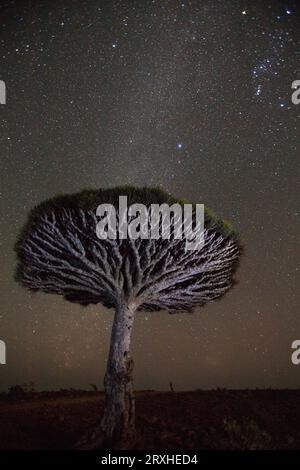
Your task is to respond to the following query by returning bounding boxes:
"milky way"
[0,0,299,391]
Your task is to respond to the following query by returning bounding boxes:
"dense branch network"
[15,206,240,313]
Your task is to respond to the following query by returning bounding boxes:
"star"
[0,0,298,396]
[255,85,262,96]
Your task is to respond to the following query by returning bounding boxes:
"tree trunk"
[100,302,136,448]
[75,302,136,450]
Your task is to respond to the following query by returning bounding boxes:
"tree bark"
[100,302,136,448]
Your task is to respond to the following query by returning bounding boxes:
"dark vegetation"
[15,185,238,252]
[0,388,299,450]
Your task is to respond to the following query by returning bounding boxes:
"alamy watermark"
[291,80,300,105]
[291,340,300,365]
[0,80,6,104]
[96,196,204,251]
[0,340,6,365]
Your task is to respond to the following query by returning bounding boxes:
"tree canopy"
[15,186,240,314]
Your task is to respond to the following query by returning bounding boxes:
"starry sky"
[0,0,299,391]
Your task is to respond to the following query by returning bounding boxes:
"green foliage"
[15,185,239,255]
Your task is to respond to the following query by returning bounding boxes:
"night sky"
[0,0,299,391]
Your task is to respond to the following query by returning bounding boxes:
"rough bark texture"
[76,302,136,449]
[101,302,136,447]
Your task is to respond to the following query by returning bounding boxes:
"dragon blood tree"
[14,186,241,448]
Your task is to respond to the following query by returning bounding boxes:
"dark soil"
[0,389,299,450]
